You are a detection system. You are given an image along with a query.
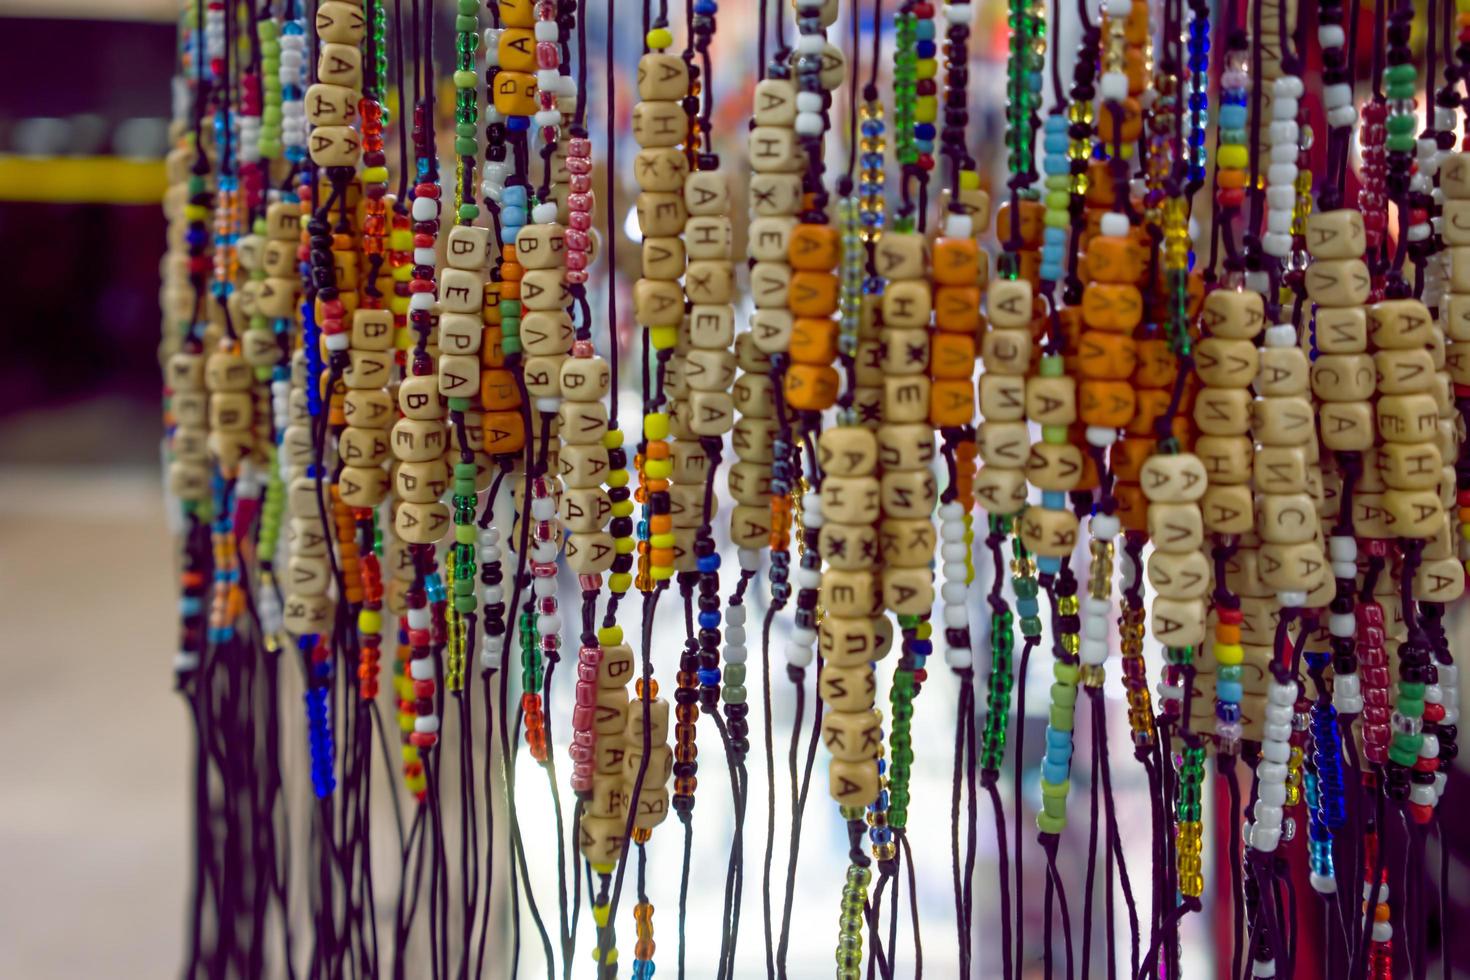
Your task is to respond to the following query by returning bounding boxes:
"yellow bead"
[609,572,633,592]
[611,499,634,517]
[960,170,980,191]
[649,325,678,349]
[597,625,624,645]
[390,228,413,250]
[358,609,382,635]
[916,59,937,81]
[914,95,937,122]
[608,469,630,489]
[1218,144,1248,169]
[603,429,625,449]
[652,565,674,580]
[644,413,670,441]
[646,26,672,48]
[645,458,672,479]
[650,532,676,549]
[615,536,636,554]
[363,165,390,184]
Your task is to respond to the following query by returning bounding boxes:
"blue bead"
[912,639,932,657]
[1045,114,1067,133]
[1216,680,1243,703]
[1044,226,1067,245]
[1040,262,1064,281]
[1029,73,1044,92]
[1045,727,1072,750]
[1218,104,1247,128]
[502,185,527,207]
[915,39,936,57]
[1016,597,1039,617]
[1042,759,1070,785]
[915,20,935,39]
[1215,702,1242,723]
[693,0,716,11]
[1042,244,1065,263]
[506,115,530,131]
[1044,153,1068,175]
[698,610,721,629]
[916,123,935,140]
[697,553,720,572]
[1037,556,1061,574]
[698,667,721,686]
[1042,491,1065,509]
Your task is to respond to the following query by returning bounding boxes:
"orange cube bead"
[1078,379,1136,426]
[784,363,839,410]
[929,332,977,379]
[1076,330,1138,380]
[480,368,520,410]
[483,410,527,455]
[1081,283,1144,332]
[1134,338,1177,388]
[996,200,1045,249]
[788,271,839,317]
[790,316,839,364]
[1115,482,1150,531]
[1127,387,1173,437]
[1073,441,1101,491]
[1085,162,1115,206]
[481,326,507,368]
[788,224,841,271]
[1096,97,1143,144]
[1086,237,1144,285]
[929,379,975,426]
[932,237,981,286]
[934,285,982,332]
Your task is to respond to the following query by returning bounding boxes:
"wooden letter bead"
[882,376,931,422]
[880,279,933,328]
[634,146,689,192]
[283,593,334,635]
[1077,379,1136,427]
[634,278,685,326]
[1192,387,1252,435]
[287,555,332,598]
[338,466,389,508]
[1378,442,1442,490]
[1414,558,1466,603]
[729,504,773,548]
[305,82,359,125]
[979,374,1027,421]
[437,354,479,399]
[1311,354,1375,401]
[752,78,796,125]
[788,226,843,276]
[932,237,980,286]
[1252,446,1308,495]
[855,339,886,385]
[880,469,937,519]
[829,760,880,808]
[934,286,982,333]
[749,126,802,172]
[640,236,685,279]
[1369,299,1434,349]
[1025,377,1076,426]
[557,443,609,489]
[1305,209,1367,259]
[1376,394,1439,443]
[686,260,735,305]
[877,423,937,470]
[972,466,1029,515]
[820,475,881,524]
[728,461,774,505]
[1148,502,1205,553]
[349,309,394,352]
[1374,348,1435,394]
[594,643,635,691]
[1150,598,1207,647]
[689,391,735,435]
[637,52,688,99]
[395,460,448,504]
[1026,443,1085,491]
[395,500,450,544]
[1018,506,1079,558]
[879,518,936,568]
[1084,236,1144,284]
[392,417,447,463]
[205,351,253,392]
[1382,490,1444,538]
[749,216,795,261]
[1256,493,1318,544]
[977,421,1030,469]
[1305,259,1372,307]
[986,279,1033,329]
[1311,307,1368,355]
[732,377,776,424]
[1139,453,1207,503]
[749,172,802,217]
[1195,435,1253,485]
[821,570,881,619]
[882,329,931,375]
[981,327,1033,376]
[686,306,734,351]
[1147,550,1211,599]
[207,430,253,470]
[316,43,362,88]
[820,522,880,571]
[820,616,878,667]
[1199,289,1266,339]
[819,665,878,712]
[929,379,975,427]
[1194,338,1259,388]
[287,518,329,558]
[633,99,685,147]
[557,357,610,404]
[208,392,252,432]
[565,531,616,573]
[681,349,736,392]
[684,217,732,263]
[883,566,935,615]
[1318,402,1375,451]
[1258,542,1329,592]
[592,687,629,737]
[822,709,884,762]
[818,426,878,476]
[560,487,612,533]
[749,262,793,311]
[340,349,388,391]
[338,425,390,467]
[518,269,568,312]
[874,233,927,280]
[636,192,689,238]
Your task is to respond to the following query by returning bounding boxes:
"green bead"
[1398,681,1426,700]
[1396,698,1424,719]
[454,595,477,613]
[724,664,746,686]
[455,137,478,156]
[724,685,747,704]
[1388,740,1419,767]
[1386,133,1416,152]
[459,204,480,221]
[1037,812,1067,834]
[1049,705,1073,732]
[1021,616,1044,636]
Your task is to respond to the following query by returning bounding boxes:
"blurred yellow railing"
[0,155,166,205]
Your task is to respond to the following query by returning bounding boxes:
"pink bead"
[567,192,593,212]
[538,596,557,614]
[571,776,592,792]
[541,634,558,652]
[573,730,595,748]
[578,573,601,590]
[321,317,346,334]
[566,269,589,284]
[537,41,559,68]
[572,704,595,729]
[532,562,557,578]
[577,662,599,682]
[535,0,555,17]
[573,339,595,357]
[568,137,591,158]
[568,211,592,230]
[565,250,587,271]
[570,174,591,193]
[566,156,592,174]
[564,229,589,250]
[575,682,597,707]
[539,91,557,110]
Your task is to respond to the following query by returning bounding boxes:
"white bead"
[725,625,746,646]
[1371,922,1393,943]
[1253,803,1283,829]
[1328,536,1356,562]
[1080,636,1108,665]
[415,715,440,734]
[1263,721,1292,743]
[1266,162,1298,186]
[1333,673,1360,698]
[939,501,965,521]
[1419,733,1440,758]
[1265,704,1294,726]
[1263,324,1296,348]
[324,332,350,352]
[1082,596,1110,617]
[724,643,748,664]
[785,640,814,667]
[1439,664,1457,686]
[1268,119,1299,145]
[535,110,562,128]
[1088,512,1119,540]
[175,652,200,672]
[1332,561,1356,580]
[537,613,561,635]
[1318,25,1345,48]
[1437,107,1458,131]
[482,585,503,605]
[533,19,558,40]
[940,562,965,583]
[795,91,823,113]
[557,75,578,97]
[791,626,816,646]
[1425,683,1443,704]
[1099,71,1129,102]
[1334,695,1364,715]
[408,606,430,630]
[1257,761,1287,784]
[727,605,747,627]
[536,69,560,90]
[940,521,966,543]
[1272,97,1299,121]
[1328,613,1355,638]
[411,658,434,680]
[1258,781,1286,806]
[795,32,825,54]
[794,111,824,136]
[738,548,762,572]
[941,581,968,603]
[1252,956,1278,977]
[944,213,974,238]
[1251,825,1280,853]
[1407,223,1431,242]
[1100,211,1130,238]
[1365,880,1389,901]
[945,3,973,24]
[1085,425,1117,447]
[534,396,561,414]
[1310,872,1338,895]
[532,496,555,520]
[483,29,502,60]
[1270,142,1297,166]
[941,542,968,562]
[1328,105,1358,128]
[946,646,974,669]
[532,202,559,224]
[412,196,439,221]
[1273,76,1304,99]
[1276,589,1307,607]
[795,565,822,588]
[531,541,558,563]
[1262,232,1293,257]
[533,576,556,596]
[414,247,437,266]
[1083,615,1107,641]
[1261,739,1290,765]
[943,604,968,628]
[1267,209,1293,234]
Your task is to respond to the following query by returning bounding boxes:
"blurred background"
[1,0,1465,977]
